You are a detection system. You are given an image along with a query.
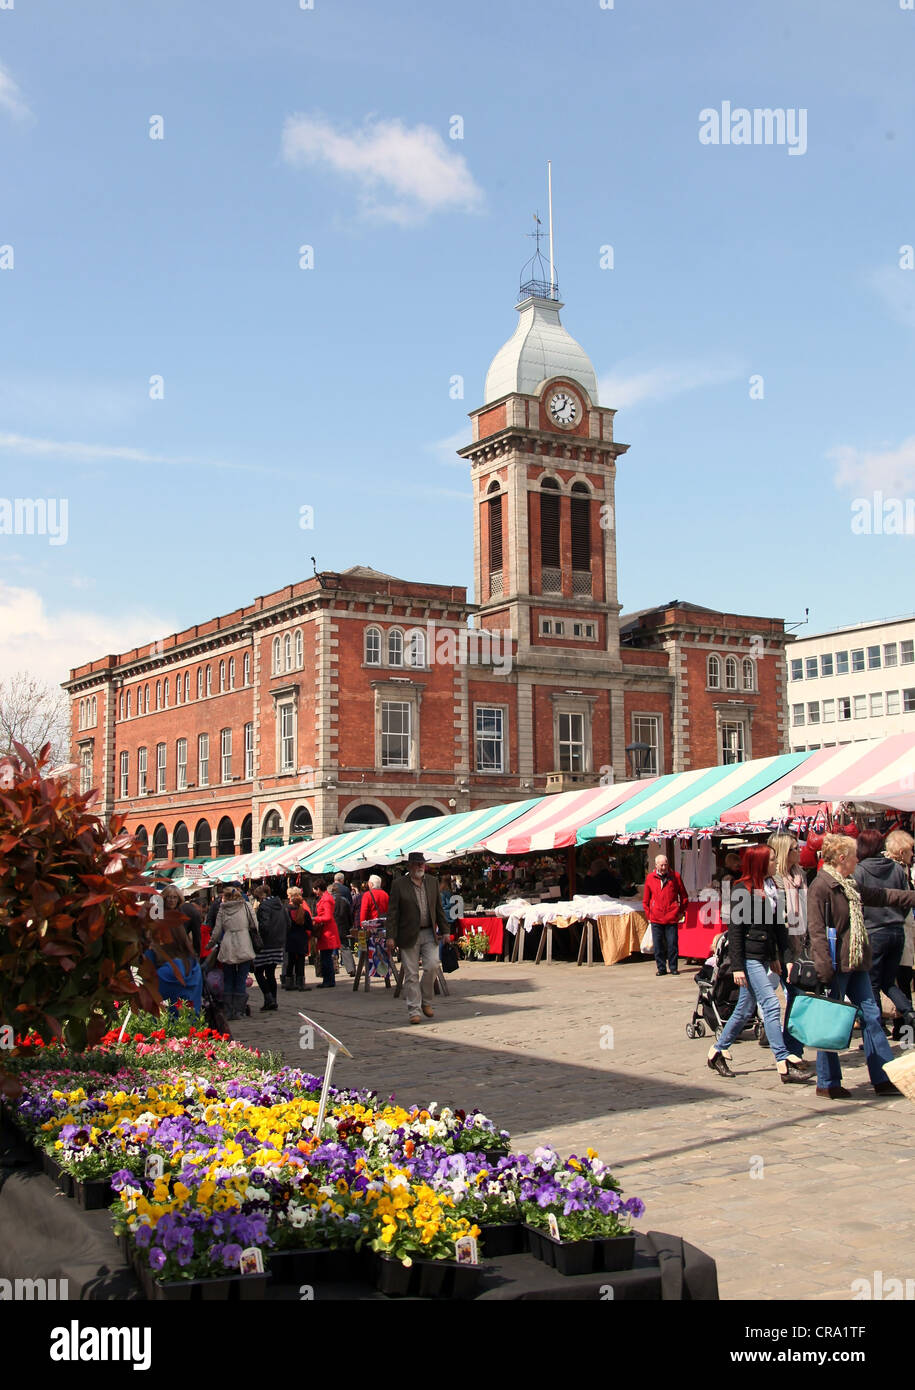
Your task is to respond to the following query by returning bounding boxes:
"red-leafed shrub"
[0,741,166,1053]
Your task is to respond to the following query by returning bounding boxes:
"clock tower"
[458,241,635,784]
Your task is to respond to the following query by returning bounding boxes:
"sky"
[1,0,914,686]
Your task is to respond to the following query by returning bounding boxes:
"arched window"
[193,819,212,859]
[145,683,150,713]
[206,665,212,696]
[216,817,235,856]
[290,806,313,841]
[134,825,148,852]
[91,695,97,724]
[294,630,303,669]
[742,658,755,692]
[184,672,190,702]
[284,634,292,671]
[163,679,169,708]
[407,628,426,667]
[272,637,281,673]
[725,657,738,691]
[172,822,189,859]
[365,627,381,665]
[388,629,403,666]
[240,814,253,855]
[219,660,225,692]
[405,805,445,821]
[243,653,250,685]
[125,691,131,719]
[118,693,123,721]
[155,681,161,710]
[342,803,390,829]
[174,676,180,706]
[197,668,203,699]
[261,809,283,848]
[540,477,561,592]
[707,655,721,689]
[152,824,168,859]
[229,657,236,689]
[78,700,84,729]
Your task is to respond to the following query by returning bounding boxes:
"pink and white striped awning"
[480,777,657,855]
[719,735,915,824]
[815,732,915,811]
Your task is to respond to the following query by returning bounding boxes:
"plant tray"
[267,1247,358,1284]
[137,1262,269,1302]
[39,1150,74,1199]
[524,1224,636,1277]
[372,1253,483,1300]
[478,1221,526,1257]
[74,1175,114,1211]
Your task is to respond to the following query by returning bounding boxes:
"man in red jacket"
[643,854,689,977]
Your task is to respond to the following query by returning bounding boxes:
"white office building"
[787,614,915,751]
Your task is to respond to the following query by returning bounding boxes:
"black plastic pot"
[73,1175,114,1211]
[478,1221,525,1257]
[267,1247,358,1284]
[39,1150,74,1199]
[137,1262,269,1302]
[524,1224,636,1276]
[372,1252,483,1300]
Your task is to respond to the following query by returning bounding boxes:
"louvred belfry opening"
[488,492,503,596]
[571,487,592,595]
[540,481,561,593]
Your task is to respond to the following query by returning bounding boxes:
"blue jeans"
[716,959,788,1062]
[222,961,249,997]
[816,970,893,1089]
[868,927,910,1016]
[782,977,805,1057]
[651,922,679,973]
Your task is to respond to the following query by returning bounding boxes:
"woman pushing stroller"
[706,845,811,1083]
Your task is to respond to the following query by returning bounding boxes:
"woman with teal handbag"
[807,834,915,1100]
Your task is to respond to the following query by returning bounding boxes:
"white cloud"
[0,433,291,477]
[0,62,31,122]
[0,582,172,687]
[598,359,745,410]
[281,114,484,225]
[428,428,469,468]
[830,436,915,496]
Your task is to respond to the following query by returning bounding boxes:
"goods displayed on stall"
[0,1005,689,1302]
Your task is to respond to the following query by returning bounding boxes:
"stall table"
[455,916,503,957]
[595,908,649,965]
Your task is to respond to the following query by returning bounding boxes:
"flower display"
[5,1010,643,1283]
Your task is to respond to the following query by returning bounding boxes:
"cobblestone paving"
[232,959,915,1301]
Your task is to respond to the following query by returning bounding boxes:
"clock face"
[548,390,578,426]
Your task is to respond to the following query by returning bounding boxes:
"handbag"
[440,940,460,974]
[244,902,264,955]
[783,992,859,1051]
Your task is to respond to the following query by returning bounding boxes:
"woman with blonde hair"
[808,833,915,1099]
[767,832,808,1057]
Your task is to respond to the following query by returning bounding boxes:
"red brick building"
[64,271,790,860]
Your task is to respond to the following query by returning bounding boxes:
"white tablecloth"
[496,895,640,935]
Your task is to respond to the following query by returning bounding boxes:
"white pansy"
[389,1174,409,1190]
[362,1126,375,1143]
[318,1183,334,1196]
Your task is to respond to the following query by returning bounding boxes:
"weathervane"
[519,163,558,300]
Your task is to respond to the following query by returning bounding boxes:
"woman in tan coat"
[205,887,259,1019]
[808,834,915,1099]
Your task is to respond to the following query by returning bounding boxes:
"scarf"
[822,862,867,969]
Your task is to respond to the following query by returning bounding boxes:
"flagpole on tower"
[547,160,555,297]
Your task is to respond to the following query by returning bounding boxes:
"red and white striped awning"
[720,735,915,823]
[480,778,657,855]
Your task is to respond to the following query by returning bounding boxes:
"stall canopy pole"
[567,843,576,895]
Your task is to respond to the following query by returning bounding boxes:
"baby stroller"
[685,932,763,1041]
[201,961,231,1036]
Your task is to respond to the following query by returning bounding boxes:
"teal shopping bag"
[785,993,859,1051]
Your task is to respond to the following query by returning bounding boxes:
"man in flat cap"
[386,852,451,1024]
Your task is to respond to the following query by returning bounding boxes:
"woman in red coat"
[313,881,340,989]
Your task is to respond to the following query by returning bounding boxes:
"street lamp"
[625,741,653,779]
